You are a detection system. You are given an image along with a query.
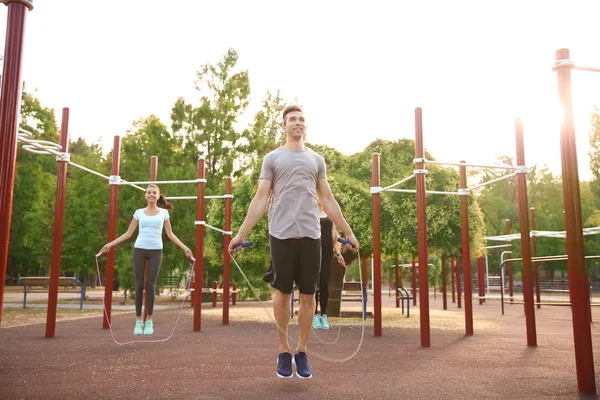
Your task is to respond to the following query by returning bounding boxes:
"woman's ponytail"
[157,193,174,211]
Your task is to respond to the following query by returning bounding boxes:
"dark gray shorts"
[264,235,321,295]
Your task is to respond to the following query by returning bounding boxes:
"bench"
[189,281,238,307]
[160,275,182,299]
[538,280,570,293]
[290,281,369,319]
[394,283,413,318]
[18,276,85,310]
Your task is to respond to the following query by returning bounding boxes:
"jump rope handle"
[233,241,253,249]
[337,237,354,247]
[336,238,354,269]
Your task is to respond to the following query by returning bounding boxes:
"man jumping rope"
[229,105,359,379]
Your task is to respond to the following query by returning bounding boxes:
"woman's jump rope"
[94,252,195,346]
[229,237,366,363]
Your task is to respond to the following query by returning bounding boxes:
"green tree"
[170,48,251,193]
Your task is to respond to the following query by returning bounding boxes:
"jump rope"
[95,238,366,363]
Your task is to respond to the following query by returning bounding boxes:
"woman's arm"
[332,225,345,266]
[99,218,138,254]
[164,219,193,259]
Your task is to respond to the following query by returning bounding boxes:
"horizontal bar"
[574,66,600,73]
[379,174,415,193]
[484,244,512,249]
[69,161,111,181]
[465,173,517,192]
[112,179,206,185]
[386,189,462,196]
[166,194,234,200]
[204,223,231,235]
[165,196,197,200]
[425,160,520,170]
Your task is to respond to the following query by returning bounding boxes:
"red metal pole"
[530,207,541,309]
[515,119,537,347]
[223,177,232,324]
[372,153,382,336]
[103,136,120,329]
[451,257,456,304]
[478,257,485,305]
[414,107,430,347]
[0,0,33,327]
[143,156,158,322]
[45,108,70,338]
[395,257,400,308]
[459,163,473,335]
[506,219,513,302]
[411,258,417,306]
[555,48,596,394]
[442,255,447,310]
[194,157,206,331]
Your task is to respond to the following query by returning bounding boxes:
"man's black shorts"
[264,235,321,295]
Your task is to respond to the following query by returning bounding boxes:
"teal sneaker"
[320,314,330,330]
[143,320,154,335]
[133,319,143,335]
[312,314,322,329]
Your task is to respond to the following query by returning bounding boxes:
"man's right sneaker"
[133,319,143,335]
[276,352,293,379]
[312,314,322,329]
[293,352,312,379]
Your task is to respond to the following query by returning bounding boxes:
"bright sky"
[2,0,600,181]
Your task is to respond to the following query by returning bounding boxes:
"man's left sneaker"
[293,352,312,379]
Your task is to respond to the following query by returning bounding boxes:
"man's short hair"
[282,105,304,126]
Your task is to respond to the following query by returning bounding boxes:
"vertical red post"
[456,257,462,309]
[414,107,430,347]
[515,119,537,347]
[212,281,218,308]
[45,108,70,338]
[395,257,400,308]
[506,219,513,302]
[433,265,436,300]
[143,156,158,322]
[0,0,33,327]
[478,257,485,305]
[442,255,447,310]
[411,258,417,306]
[530,208,541,309]
[232,282,237,306]
[459,163,473,335]
[194,157,206,331]
[451,257,456,304]
[103,136,121,329]
[223,177,232,324]
[555,48,596,394]
[372,153,382,336]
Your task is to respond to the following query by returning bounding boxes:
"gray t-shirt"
[260,147,327,240]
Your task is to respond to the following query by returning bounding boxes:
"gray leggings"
[132,248,163,317]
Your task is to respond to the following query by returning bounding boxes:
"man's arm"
[316,178,359,248]
[229,178,272,251]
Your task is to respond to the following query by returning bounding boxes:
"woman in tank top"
[99,184,192,335]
